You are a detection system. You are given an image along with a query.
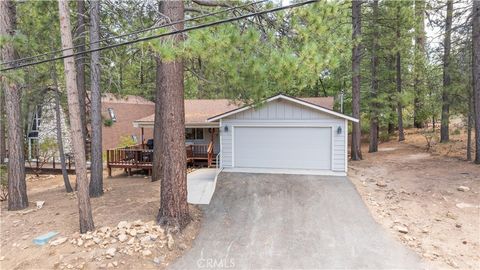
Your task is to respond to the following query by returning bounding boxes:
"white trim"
[133,121,219,128]
[219,119,223,168]
[231,124,334,171]
[222,167,347,176]
[207,94,359,123]
[344,119,348,173]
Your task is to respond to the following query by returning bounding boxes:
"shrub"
[118,135,136,148]
[0,164,7,201]
[104,119,114,127]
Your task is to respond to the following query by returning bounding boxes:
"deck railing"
[106,143,214,176]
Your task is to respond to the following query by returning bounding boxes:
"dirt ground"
[349,130,480,270]
[0,170,201,270]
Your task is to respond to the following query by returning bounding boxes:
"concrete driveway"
[172,173,424,269]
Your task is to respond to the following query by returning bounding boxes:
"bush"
[104,119,114,127]
[118,135,136,148]
[0,164,7,201]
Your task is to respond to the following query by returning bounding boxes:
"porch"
[106,142,218,177]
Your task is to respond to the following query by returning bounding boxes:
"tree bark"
[58,0,94,233]
[396,5,405,142]
[0,87,6,164]
[156,0,190,229]
[0,0,28,210]
[440,0,453,143]
[52,62,73,193]
[413,0,426,128]
[473,0,480,164]
[152,56,164,183]
[89,0,103,198]
[75,0,88,153]
[351,0,363,160]
[368,0,379,153]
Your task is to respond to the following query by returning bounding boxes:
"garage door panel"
[233,127,331,170]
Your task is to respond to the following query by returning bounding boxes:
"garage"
[233,126,332,170]
[207,94,359,176]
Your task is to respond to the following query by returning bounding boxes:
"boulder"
[142,249,152,257]
[393,225,409,234]
[376,180,387,188]
[457,186,470,192]
[118,234,128,243]
[117,221,129,229]
[50,237,68,246]
[105,247,116,257]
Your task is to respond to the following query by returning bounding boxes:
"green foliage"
[118,136,136,148]
[0,164,8,201]
[104,119,114,127]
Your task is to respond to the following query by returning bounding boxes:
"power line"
[1,0,269,67]
[1,0,318,72]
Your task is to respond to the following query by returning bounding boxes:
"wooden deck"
[106,143,216,176]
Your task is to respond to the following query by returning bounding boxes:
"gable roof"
[133,96,335,126]
[206,94,358,123]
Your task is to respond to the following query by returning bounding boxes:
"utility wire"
[1,0,269,67]
[1,0,317,72]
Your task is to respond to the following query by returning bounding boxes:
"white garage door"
[233,127,332,170]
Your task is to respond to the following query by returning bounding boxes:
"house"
[99,93,154,150]
[129,94,358,176]
[26,93,155,161]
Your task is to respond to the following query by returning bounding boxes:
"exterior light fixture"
[337,126,342,135]
[224,125,229,132]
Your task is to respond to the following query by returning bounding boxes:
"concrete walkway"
[187,168,219,204]
[172,173,425,269]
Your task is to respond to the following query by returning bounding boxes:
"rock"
[77,239,84,247]
[107,262,114,268]
[99,227,110,234]
[50,237,68,246]
[140,236,152,244]
[153,256,163,265]
[457,186,470,192]
[133,220,143,226]
[0,256,5,261]
[149,233,158,241]
[455,223,462,228]
[117,221,129,229]
[394,225,409,234]
[105,248,116,257]
[127,229,137,237]
[178,243,187,250]
[36,201,45,209]
[142,249,152,257]
[446,211,457,220]
[93,237,101,244]
[456,202,479,209]
[84,240,95,248]
[112,261,118,267]
[127,237,135,245]
[66,264,74,269]
[421,228,429,233]
[376,180,387,188]
[167,234,174,250]
[118,234,128,243]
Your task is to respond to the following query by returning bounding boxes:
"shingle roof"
[134,97,334,125]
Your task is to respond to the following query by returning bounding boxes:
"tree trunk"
[368,0,379,153]
[152,57,164,183]
[413,0,426,128]
[440,0,453,143]
[156,0,190,229]
[58,0,94,233]
[0,87,6,164]
[89,0,103,198]
[75,0,88,152]
[473,0,480,164]
[0,0,28,210]
[396,5,405,142]
[52,62,73,193]
[351,0,363,160]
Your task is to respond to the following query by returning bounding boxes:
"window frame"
[185,128,204,141]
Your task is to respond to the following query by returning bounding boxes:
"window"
[185,128,204,140]
[107,108,116,122]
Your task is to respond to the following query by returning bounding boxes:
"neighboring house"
[132,94,358,176]
[26,93,155,161]
[99,93,154,150]
[26,92,72,161]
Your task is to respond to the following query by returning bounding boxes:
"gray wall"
[186,128,220,154]
[219,99,346,172]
